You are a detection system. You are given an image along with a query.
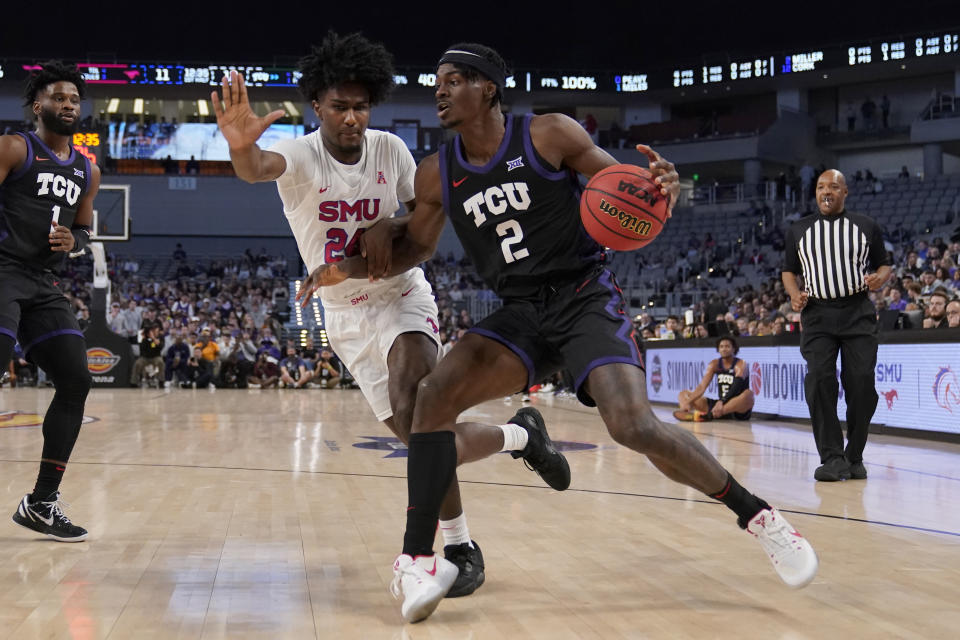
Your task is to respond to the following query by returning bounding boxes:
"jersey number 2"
[496,220,529,264]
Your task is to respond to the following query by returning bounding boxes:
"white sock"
[439,512,473,547]
[498,422,528,452]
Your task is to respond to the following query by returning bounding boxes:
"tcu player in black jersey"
[674,337,755,422]
[0,62,100,542]
[303,43,819,622]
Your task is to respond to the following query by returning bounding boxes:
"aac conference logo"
[650,355,662,392]
[933,366,960,413]
[86,347,121,373]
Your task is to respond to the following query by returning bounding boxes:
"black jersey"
[715,357,743,399]
[439,113,604,299]
[0,131,91,272]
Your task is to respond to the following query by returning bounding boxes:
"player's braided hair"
[443,43,510,107]
[22,60,86,106]
[297,31,395,104]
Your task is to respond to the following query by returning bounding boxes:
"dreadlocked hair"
[297,31,395,105]
[23,60,86,106]
[445,42,510,107]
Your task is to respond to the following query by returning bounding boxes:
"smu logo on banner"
[87,347,121,373]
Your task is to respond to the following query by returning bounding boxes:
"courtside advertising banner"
[645,342,960,434]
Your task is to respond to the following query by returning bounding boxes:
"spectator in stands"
[905,282,923,309]
[108,301,125,335]
[886,287,907,311]
[185,155,200,175]
[663,315,680,339]
[919,269,939,295]
[901,251,923,278]
[924,289,951,329]
[279,346,313,389]
[899,165,910,180]
[947,299,960,328]
[880,95,890,128]
[131,324,165,387]
[173,243,187,261]
[164,329,191,386]
[162,155,178,175]
[315,348,342,389]
[845,102,856,132]
[182,346,214,388]
[195,328,221,377]
[121,298,142,345]
[300,337,318,372]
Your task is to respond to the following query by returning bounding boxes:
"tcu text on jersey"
[318,198,381,222]
[462,182,531,226]
[36,172,82,206]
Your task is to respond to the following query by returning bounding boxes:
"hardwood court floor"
[1,386,958,639]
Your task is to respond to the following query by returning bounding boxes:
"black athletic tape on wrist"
[70,224,91,253]
[438,49,505,89]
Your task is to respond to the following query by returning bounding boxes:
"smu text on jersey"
[318,198,383,222]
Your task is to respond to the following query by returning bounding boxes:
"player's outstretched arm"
[211,71,286,183]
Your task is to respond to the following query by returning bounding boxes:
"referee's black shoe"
[509,407,571,491]
[814,457,851,482]
[444,541,485,598]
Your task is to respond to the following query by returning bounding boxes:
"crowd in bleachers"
[5,176,959,391]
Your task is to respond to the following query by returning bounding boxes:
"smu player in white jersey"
[211,32,493,597]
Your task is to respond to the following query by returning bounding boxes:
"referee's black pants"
[800,292,879,464]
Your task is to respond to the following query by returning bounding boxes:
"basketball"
[580,164,668,251]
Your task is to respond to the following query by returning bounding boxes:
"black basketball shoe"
[509,407,571,491]
[12,492,88,542]
[444,541,485,598]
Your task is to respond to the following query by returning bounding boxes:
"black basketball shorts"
[468,268,644,406]
[0,261,83,358]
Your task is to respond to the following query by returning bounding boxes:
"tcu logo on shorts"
[462,182,531,227]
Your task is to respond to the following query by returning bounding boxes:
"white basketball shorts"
[324,278,440,421]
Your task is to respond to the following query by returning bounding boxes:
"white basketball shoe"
[390,553,458,623]
[746,507,818,588]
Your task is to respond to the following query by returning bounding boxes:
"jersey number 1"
[496,220,529,264]
[50,205,61,231]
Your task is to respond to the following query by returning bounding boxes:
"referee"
[782,169,891,482]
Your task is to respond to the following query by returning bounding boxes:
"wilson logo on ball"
[580,164,667,251]
[86,347,121,374]
[599,199,653,236]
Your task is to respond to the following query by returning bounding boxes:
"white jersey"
[270,128,423,308]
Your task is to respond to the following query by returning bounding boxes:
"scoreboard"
[4,28,959,95]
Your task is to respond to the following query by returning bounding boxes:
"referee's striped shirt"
[783,210,888,300]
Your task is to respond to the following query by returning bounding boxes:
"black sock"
[710,472,769,529]
[32,461,65,501]
[403,431,457,557]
